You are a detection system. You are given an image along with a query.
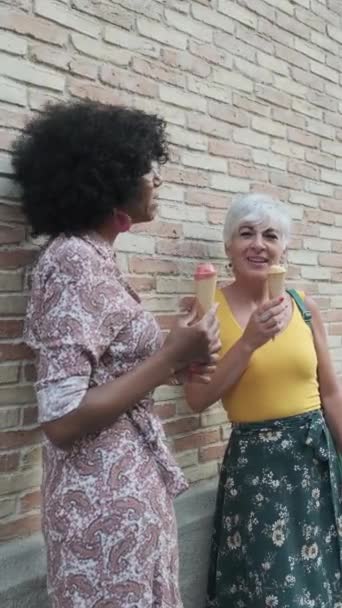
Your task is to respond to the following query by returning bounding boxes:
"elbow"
[184,386,211,413]
[41,420,77,450]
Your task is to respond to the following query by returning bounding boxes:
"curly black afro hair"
[12,100,169,237]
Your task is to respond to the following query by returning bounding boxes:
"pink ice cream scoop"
[194,263,217,313]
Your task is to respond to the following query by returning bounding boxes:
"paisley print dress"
[24,233,188,608]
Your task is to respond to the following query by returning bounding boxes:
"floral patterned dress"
[24,233,188,608]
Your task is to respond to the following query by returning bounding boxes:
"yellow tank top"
[215,288,321,422]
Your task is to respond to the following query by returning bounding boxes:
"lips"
[247,257,268,263]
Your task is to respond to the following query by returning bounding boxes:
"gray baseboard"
[0,478,218,608]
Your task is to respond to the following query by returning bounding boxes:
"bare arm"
[185,338,253,412]
[305,296,342,451]
[43,346,174,448]
[185,296,287,413]
[42,305,220,449]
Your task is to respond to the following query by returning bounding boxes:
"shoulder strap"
[286,288,312,327]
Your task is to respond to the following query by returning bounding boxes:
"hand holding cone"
[267,264,287,299]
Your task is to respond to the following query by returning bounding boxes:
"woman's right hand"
[241,296,288,352]
[163,303,221,371]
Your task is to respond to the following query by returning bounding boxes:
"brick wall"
[1,0,342,544]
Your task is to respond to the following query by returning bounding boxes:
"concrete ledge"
[175,478,218,608]
[0,533,48,608]
[0,478,218,608]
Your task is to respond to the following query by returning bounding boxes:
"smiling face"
[227,221,286,280]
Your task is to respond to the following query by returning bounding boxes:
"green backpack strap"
[286,288,312,326]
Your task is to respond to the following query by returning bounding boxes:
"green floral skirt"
[207,410,342,608]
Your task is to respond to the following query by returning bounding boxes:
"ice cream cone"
[267,264,287,299]
[194,263,217,315]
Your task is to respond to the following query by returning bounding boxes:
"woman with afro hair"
[12,100,221,608]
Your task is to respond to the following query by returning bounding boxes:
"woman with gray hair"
[186,193,342,608]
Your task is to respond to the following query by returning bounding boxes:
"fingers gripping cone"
[267,264,287,299]
[194,263,217,315]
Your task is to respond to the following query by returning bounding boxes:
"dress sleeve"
[25,246,132,422]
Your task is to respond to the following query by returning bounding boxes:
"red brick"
[22,406,38,426]
[233,93,270,117]
[72,0,134,29]
[155,313,180,330]
[162,48,211,78]
[304,209,335,224]
[156,240,209,258]
[305,151,335,169]
[292,222,320,237]
[154,402,176,420]
[324,310,342,322]
[332,242,342,253]
[229,162,268,181]
[0,452,20,473]
[331,272,342,283]
[0,513,41,542]
[163,166,209,188]
[131,221,183,238]
[307,90,338,112]
[0,204,25,224]
[186,189,231,209]
[129,257,178,275]
[320,199,342,213]
[275,42,310,70]
[0,129,17,151]
[0,429,41,449]
[132,57,185,87]
[270,171,304,190]
[208,100,248,126]
[128,276,155,292]
[255,84,291,108]
[208,210,226,224]
[1,12,67,46]
[173,429,220,452]
[292,66,324,92]
[23,363,36,383]
[100,65,157,98]
[273,108,306,129]
[288,128,320,148]
[208,139,251,161]
[68,78,131,105]
[288,160,319,180]
[188,112,232,139]
[0,226,25,245]
[164,416,200,436]
[0,249,37,269]
[0,344,33,362]
[199,443,226,462]
[328,323,342,335]
[0,320,24,339]
[68,57,98,81]
[19,489,41,512]
[319,254,342,268]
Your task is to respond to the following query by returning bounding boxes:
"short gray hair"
[223,193,292,247]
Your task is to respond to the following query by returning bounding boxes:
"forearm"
[42,347,174,448]
[185,338,253,412]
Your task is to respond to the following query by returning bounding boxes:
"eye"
[266,233,278,241]
[240,231,252,238]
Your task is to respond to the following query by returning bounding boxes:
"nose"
[153,171,163,188]
[251,233,265,249]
